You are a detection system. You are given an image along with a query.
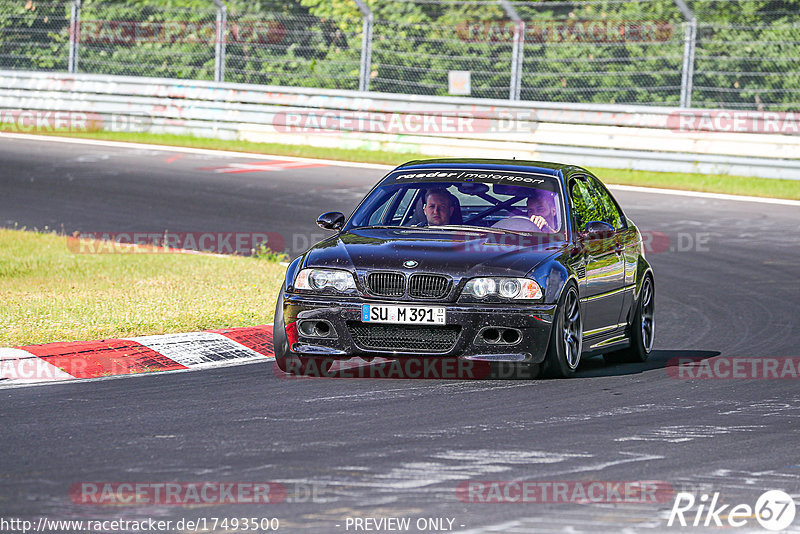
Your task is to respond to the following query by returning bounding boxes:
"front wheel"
[541,284,582,378]
[273,287,335,376]
[272,284,294,373]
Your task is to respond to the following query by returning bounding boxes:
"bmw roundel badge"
[403,260,418,268]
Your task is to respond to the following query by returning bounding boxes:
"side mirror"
[316,211,345,231]
[581,220,614,240]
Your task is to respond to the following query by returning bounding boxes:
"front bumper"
[280,293,557,364]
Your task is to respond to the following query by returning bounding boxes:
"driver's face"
[527,198,554,218]
[424,193,454,226]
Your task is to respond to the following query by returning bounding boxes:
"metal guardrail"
[1,70,798,180]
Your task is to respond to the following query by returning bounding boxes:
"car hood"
[304,227,567,278]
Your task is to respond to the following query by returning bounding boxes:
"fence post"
[352,0,373,92]
[68,0,81,73]
[673,0,696,108]
[680,21,697,108]
[498,0,523,101]
[212,0,227,83]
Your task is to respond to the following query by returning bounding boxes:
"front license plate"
[362,304,446,325]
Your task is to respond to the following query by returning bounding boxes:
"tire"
[541,284,582,378]
[605,275,654,364]
[272,283,293,373]
[273,287,335,377]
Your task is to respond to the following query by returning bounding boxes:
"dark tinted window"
[569,178,604,231]
[589,177,625,230]
[348,179,566,236]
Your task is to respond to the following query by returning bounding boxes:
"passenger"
[526,189,558,233]
[422,189,455,226]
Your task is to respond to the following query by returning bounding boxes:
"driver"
[526,189,558,233]
[422,189,455,226]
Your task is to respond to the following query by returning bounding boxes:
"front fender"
[284,256,304,293]
[529,257,577,305]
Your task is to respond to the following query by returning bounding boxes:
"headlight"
[295,268,357,293]
[472,278,496,298]
[461,277,542,301]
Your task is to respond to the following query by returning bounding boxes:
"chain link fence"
[0,0,798,110]
[224,3,363,89]
[78,2,218,79]
[690,0,800,110]
[511,0,687,106]
[0,1,71,71]
[369,1,517,99]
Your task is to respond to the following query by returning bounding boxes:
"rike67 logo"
[668,490,796,531]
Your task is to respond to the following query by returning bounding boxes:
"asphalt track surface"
[2,136,799,533]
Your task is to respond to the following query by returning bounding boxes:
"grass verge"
[0,228,286,347]
[4,128,799,200]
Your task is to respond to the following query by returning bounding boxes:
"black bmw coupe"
[273,159,654,378]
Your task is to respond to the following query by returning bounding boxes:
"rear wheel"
[542,284,582,378]
[605,275,654,364]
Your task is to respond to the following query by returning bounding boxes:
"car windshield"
[346,172,566,236]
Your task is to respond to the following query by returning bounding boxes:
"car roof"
[387,158,586,181]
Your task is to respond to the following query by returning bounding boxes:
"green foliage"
[251,241,289,263]
[0,0,798,109]
[0,0,71,71]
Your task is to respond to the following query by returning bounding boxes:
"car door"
[586,175,638,327]
[568,175,626,337]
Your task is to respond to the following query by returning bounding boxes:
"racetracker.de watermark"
[66,232,285,255]
[0,357,71,381]
[0,109,155,134]
[667,110,800,135]
[456,480,674,503]
[667,357,800,380]
[67,482,327,506]
[72,20,286,44]
[69,482,287,505]
[446,230,710,255]
[455,20,674,43]
[0,110,103,133]
[276,358,492,380]
[271,110,536,134]
[273,358,543,380]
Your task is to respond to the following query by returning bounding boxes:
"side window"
[569,178,604,231]
[367,192,395,226]
[589,177,625,230]
[389,188,417,225]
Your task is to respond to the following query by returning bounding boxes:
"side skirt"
[581,332,631,358]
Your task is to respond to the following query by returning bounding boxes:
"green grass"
[0,228,286,347]
[595,167,800,200]
[6,127,799,200]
